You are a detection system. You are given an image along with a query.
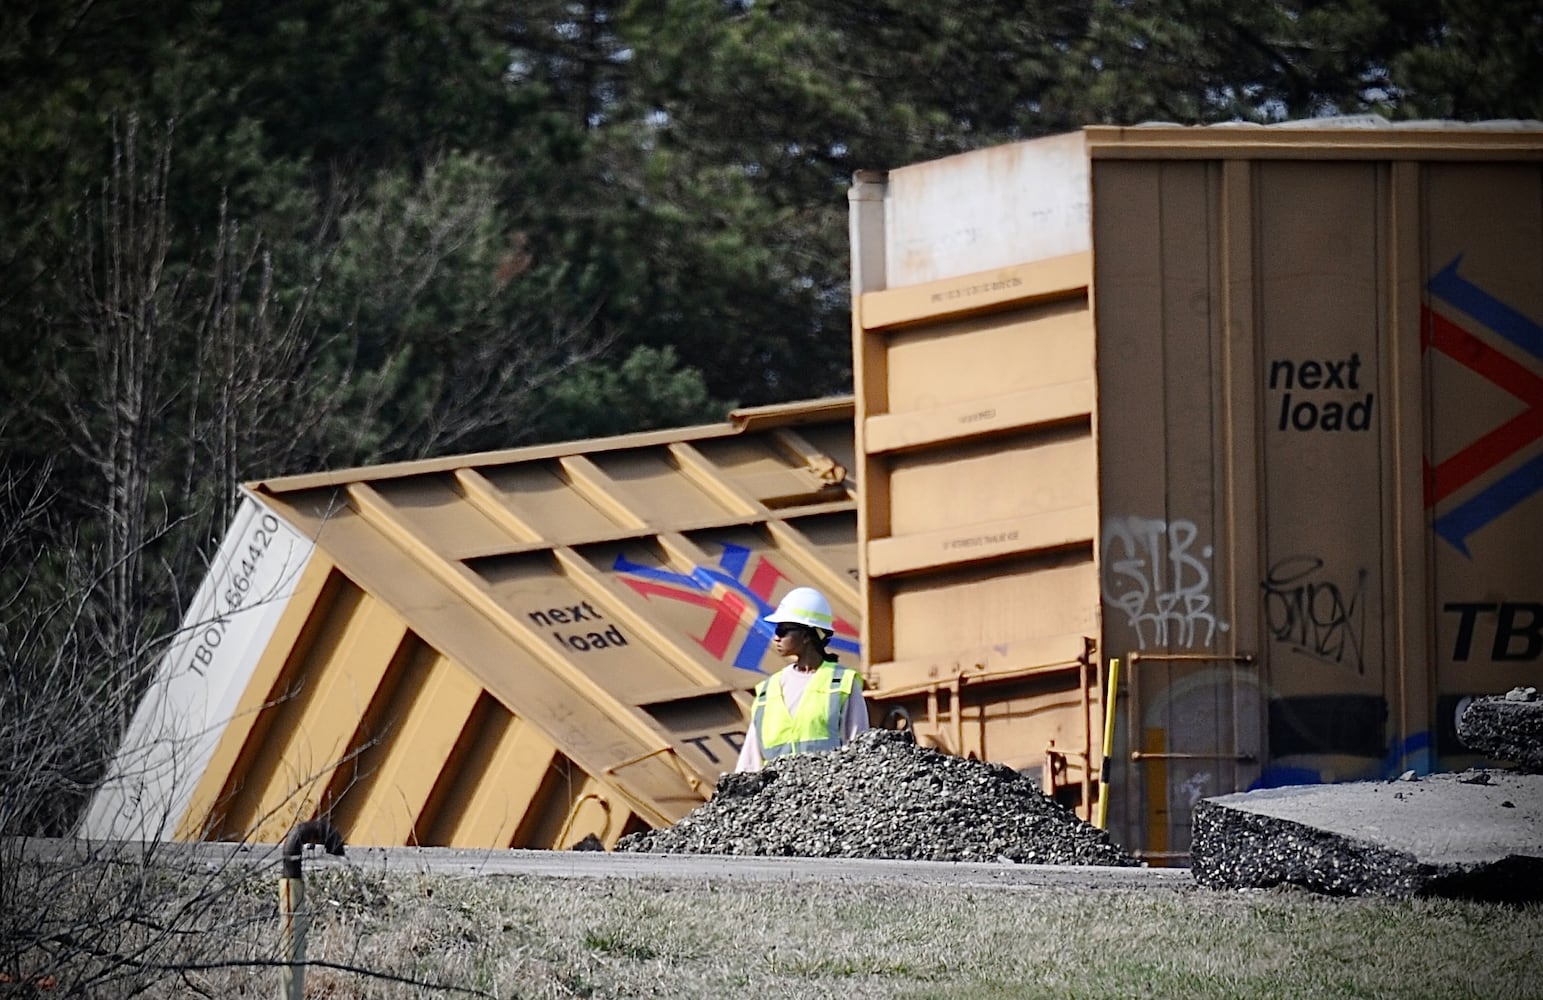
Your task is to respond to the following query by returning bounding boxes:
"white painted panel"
[884,131,1090,287]
[82,491,315,840]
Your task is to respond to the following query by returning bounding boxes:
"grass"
[7,859,1540,999]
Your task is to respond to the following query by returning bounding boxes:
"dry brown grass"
[9,853,1537,999]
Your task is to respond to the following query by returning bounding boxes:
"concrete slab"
[1191,770,1543,901]
[1458,694,1543,772]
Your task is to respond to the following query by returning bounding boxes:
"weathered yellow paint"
[550,546,732,688]
[341,481,686,759]
[866,632,1089,699]
[863,380,1094,456]
[426,703,560,847]
[469,461,623,543]
[850,206,1100,770]
[238,591,407,843]
[531,767,619,849]
[867,507,1097,580]
[858,252,1091,332]
[155,398,858,848]
[1385,161,1430,764]
[175,555,339,840]
[452,467,547,544]
[267,503,693,832]
[589,448,743,526]
[557,455,652,530]
[332,646,484,847]
[667,442,764,517]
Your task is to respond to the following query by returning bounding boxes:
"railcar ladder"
[1120,651,1258,865]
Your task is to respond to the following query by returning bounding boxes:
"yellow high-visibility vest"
[751,661,859,760]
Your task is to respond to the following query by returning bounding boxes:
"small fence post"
[279,819,346,1000]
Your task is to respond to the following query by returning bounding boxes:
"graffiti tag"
[1261,556,1367,672]
[1101,517,1228,650]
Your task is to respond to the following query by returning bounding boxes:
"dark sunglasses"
[773,622,806,638]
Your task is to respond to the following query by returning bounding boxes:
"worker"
[734,586,869,772]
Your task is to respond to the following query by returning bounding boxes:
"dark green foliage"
[1056,0,1543,124]
[532,345,728,440]
[1389,0,1543,120]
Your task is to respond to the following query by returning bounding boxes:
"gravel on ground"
[616,728,1139,866]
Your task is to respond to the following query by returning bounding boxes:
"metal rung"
[1130,751,1257,762]
[1129,652,1255,666]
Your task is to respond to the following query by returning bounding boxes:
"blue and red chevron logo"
[612,543,860,672]
[1424,255,1543,556]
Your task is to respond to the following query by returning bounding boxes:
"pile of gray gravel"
[616,729,1139,866]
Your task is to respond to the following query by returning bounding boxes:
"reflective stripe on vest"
[750,662,857,760]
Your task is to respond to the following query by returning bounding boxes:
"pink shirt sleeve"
[844,675,870,741]
[733,717,763,772]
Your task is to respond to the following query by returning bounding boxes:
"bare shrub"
[1,98,620,993]
[0,459,274,995]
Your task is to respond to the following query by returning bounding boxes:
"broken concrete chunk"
[1457,696,1543,772]
[1191,772,1543,902]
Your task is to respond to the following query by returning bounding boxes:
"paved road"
[18,838,1194,892]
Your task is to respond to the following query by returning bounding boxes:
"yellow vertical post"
[1095,658,1121,830]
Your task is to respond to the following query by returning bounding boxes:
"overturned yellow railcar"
[85,398,859,849]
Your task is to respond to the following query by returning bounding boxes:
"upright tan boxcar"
[851,121,1543,861]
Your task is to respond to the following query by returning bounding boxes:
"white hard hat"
[764,586,835,634]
